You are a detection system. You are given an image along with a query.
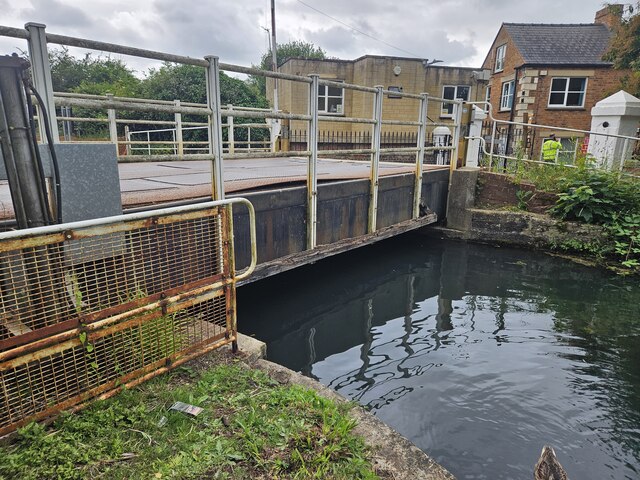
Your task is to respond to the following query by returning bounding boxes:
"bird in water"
[534,445,568,480]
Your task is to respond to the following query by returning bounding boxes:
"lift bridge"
[0,23,457,435]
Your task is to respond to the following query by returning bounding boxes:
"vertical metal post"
[124,125,130,156]
[146,131,151,155]
[368,85,383,233]
[247,126,251,152]
[489,119,497,169]
[25,22,59,143]
[174,100,183,156]
[307,74,319,250]
[106,94,118,150]
[450,101,462,174]
[0,57,50,227]
[413,93,429,219]
[205,55,225,200]
[227,104,234,155]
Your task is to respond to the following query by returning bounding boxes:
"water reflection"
[238,236,640,479]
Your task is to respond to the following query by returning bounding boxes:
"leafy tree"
[604,2,640,96]
[50,47,140,96]
[142,63,267,108]
[250,40,326,94]
[141,63,269,143]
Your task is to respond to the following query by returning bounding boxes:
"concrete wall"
[443,168,604,250]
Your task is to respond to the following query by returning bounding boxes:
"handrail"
[0,198,258,281]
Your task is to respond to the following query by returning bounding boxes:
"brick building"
[481,5,629,154]
[268,56,488,139]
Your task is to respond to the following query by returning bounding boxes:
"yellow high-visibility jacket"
[542,139,562,161]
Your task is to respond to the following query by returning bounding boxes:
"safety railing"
[125,122,271,156]
[0,22,462,248]
[466,101,639,178]
[0,198,256,435]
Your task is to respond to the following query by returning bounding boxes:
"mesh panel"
[0,206,234,434]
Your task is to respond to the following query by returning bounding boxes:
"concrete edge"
[234,333,455,480]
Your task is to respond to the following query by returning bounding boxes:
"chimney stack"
[594,4,623,29]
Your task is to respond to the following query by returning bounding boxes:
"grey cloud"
[21,0,93,28]
[148,0,265,65]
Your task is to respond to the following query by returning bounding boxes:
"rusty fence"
[0,198,256,436]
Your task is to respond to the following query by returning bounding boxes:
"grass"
[0,358,381,480]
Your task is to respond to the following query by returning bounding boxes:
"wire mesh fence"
[0,201,250,436]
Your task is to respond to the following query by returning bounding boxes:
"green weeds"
[0,362,379,480]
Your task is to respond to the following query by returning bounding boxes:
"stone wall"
[442,167,606,251]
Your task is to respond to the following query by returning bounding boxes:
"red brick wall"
[531,68,628,130]
[482,27,524,122]
[476,171,557,214]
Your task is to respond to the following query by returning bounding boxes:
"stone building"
[481,5,629,154]
[268,56,488,141]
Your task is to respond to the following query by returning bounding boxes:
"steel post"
[205,56,225,200]
[174,100,183,156]
[0,57,50,228]
[124,125,130,156]
[226,104,234,154]
[368,86,383,233]
[490,120,497,169]
[25,23,59,143]
[106,93,118,148]
[307,74,319,250]
[450,101,462,173]
[413,93,428,219]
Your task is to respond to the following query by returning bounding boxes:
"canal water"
[238,236,640,479]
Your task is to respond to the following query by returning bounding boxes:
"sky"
[0,0,611,75]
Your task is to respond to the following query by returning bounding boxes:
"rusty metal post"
[368,86,383,233]
[307,74,319,249]
[413,93,429,219]
[174,100,183,156]
[25,23,59,143]
[205,55,225,200]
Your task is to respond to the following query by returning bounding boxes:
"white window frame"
[441,85,471,117]
[484,86,491,112]
[547,77,588,108]
[495,44,506,72]
[318,80,344,115]
[500,80,514,111]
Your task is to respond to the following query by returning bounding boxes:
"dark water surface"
[238,236,640,479]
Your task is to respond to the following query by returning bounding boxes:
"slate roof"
[503,23,613,66]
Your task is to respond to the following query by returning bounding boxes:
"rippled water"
[238,236,640,479]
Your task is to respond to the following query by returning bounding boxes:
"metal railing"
[0,22,463,247]
[0,198,256,435]
[467,101,639,177]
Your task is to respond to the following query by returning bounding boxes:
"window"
[495,44,506,72]
[484,86,491,112]
[318,82,344,114]
[387,86,403,98]
[441,85,470,117]
[548,77,587,108]
[500,80,514,111]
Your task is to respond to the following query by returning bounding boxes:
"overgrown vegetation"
[603,2,640,97]
[489,158,640,274]
[0,361,380,480]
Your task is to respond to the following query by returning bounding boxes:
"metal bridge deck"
[0,157,448,219]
